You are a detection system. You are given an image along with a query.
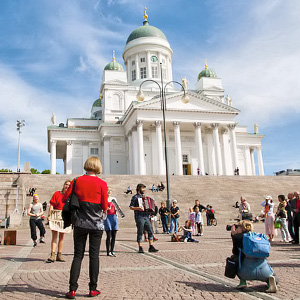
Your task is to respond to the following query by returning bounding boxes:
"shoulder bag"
[62,178,80,228]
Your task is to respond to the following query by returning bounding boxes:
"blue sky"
[0,0,299,175]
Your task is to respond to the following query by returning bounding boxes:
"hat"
[136,183,146,190]
[172,200,177,203]
[265,195,272,200]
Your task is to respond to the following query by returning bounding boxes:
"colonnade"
[125,120,264,176]
[49,121,264,176]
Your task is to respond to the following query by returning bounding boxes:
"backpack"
[242,232,270,258]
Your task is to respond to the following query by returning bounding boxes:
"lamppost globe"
[181,94,189,104]
[136,90,145,102]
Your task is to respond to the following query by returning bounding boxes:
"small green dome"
[93,96,102,107]
[104,61,124,71]
[198,68,217,80]
[126,21,168,44]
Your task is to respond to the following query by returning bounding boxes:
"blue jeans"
[170,217,178,233]
[161,215,169,233]
[238,257,273,281]
[136,217,153,243]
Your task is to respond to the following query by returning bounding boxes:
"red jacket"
[62,175,108,230]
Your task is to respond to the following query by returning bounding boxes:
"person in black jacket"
[290,191,300,244]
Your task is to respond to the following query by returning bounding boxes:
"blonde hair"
[240,220,253,232]
[84,156,102,174]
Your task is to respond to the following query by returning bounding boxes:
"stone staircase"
[1,173,300,228]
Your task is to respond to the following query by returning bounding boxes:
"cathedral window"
[132,70,136,81]
[152,66,158,78]
[140,57,145,63]
[132,60,135,66]
[90,148,99,155]
[140,67,147,79]
[162,68,167,79]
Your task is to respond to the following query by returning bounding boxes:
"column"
[212,123,223,175]
[103,136,110,174]
[194,122,205,175]
[206,130,216,175]
[220,129,229,175]
[250,148,256,175]
[82,141,89,171]
[128,132,133,175]
[257,146,264,176]
[137,120,145,175]
[66,140,73,175]
[135,54,140,80]
[50,139,57,175]
[155,121,164,175]
[132,129,138,175]
[127,58,131,82]
[147,51,151,78]
[173,122,183,175]
[245,146,252,176]
[229,124,238,172]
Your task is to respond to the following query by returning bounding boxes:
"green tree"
[30,168,40,174]
[41,169,51,174]
[0,168,13,172]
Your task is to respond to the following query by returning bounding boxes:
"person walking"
[129,183,159,253]
[62,156,108,299]
[27,194,46,247]
[47,180,71,262]
[104,188,119,257]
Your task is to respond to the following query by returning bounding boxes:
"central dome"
[126,21,168,44]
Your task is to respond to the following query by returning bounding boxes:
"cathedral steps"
[1,174,300,228]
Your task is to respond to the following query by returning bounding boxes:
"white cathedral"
[47,10,264,176]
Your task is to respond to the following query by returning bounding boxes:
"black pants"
[293,214,300,244]
[288,217,295,240]
[106,230,117,254]
[69,227,103,292]
[29,218,46,241]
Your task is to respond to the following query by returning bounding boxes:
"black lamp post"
[136,63,189,210]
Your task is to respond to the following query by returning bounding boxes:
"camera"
[226,224,239,231]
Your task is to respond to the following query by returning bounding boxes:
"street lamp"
[136,63,189,210]
[16,120,25,173]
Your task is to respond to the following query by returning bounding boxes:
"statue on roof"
[254,123,259,134]
[181,77,189,91]
[51,113,56,125]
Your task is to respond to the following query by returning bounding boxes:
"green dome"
[126,21,168,44]
[93,97,102,107]
[197,67,217,81]
[104,61,124,71]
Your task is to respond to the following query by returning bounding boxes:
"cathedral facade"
[47,11,264,176]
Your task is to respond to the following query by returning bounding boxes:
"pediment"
[134,91,239,114]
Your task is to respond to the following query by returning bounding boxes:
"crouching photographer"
[226,221,278,293]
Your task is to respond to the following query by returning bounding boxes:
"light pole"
[136,63,189,210]
[16,120,25,173]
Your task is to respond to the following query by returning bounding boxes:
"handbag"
[62,178,80,228]
[224,255,238,278]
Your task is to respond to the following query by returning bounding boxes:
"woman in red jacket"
[63,156,108,299]
[47,180,71,263]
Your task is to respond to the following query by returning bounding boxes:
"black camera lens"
[226,225,232,231]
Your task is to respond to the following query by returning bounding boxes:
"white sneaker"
[266,275,278,293]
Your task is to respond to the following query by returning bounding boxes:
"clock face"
[151,55,158,62]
